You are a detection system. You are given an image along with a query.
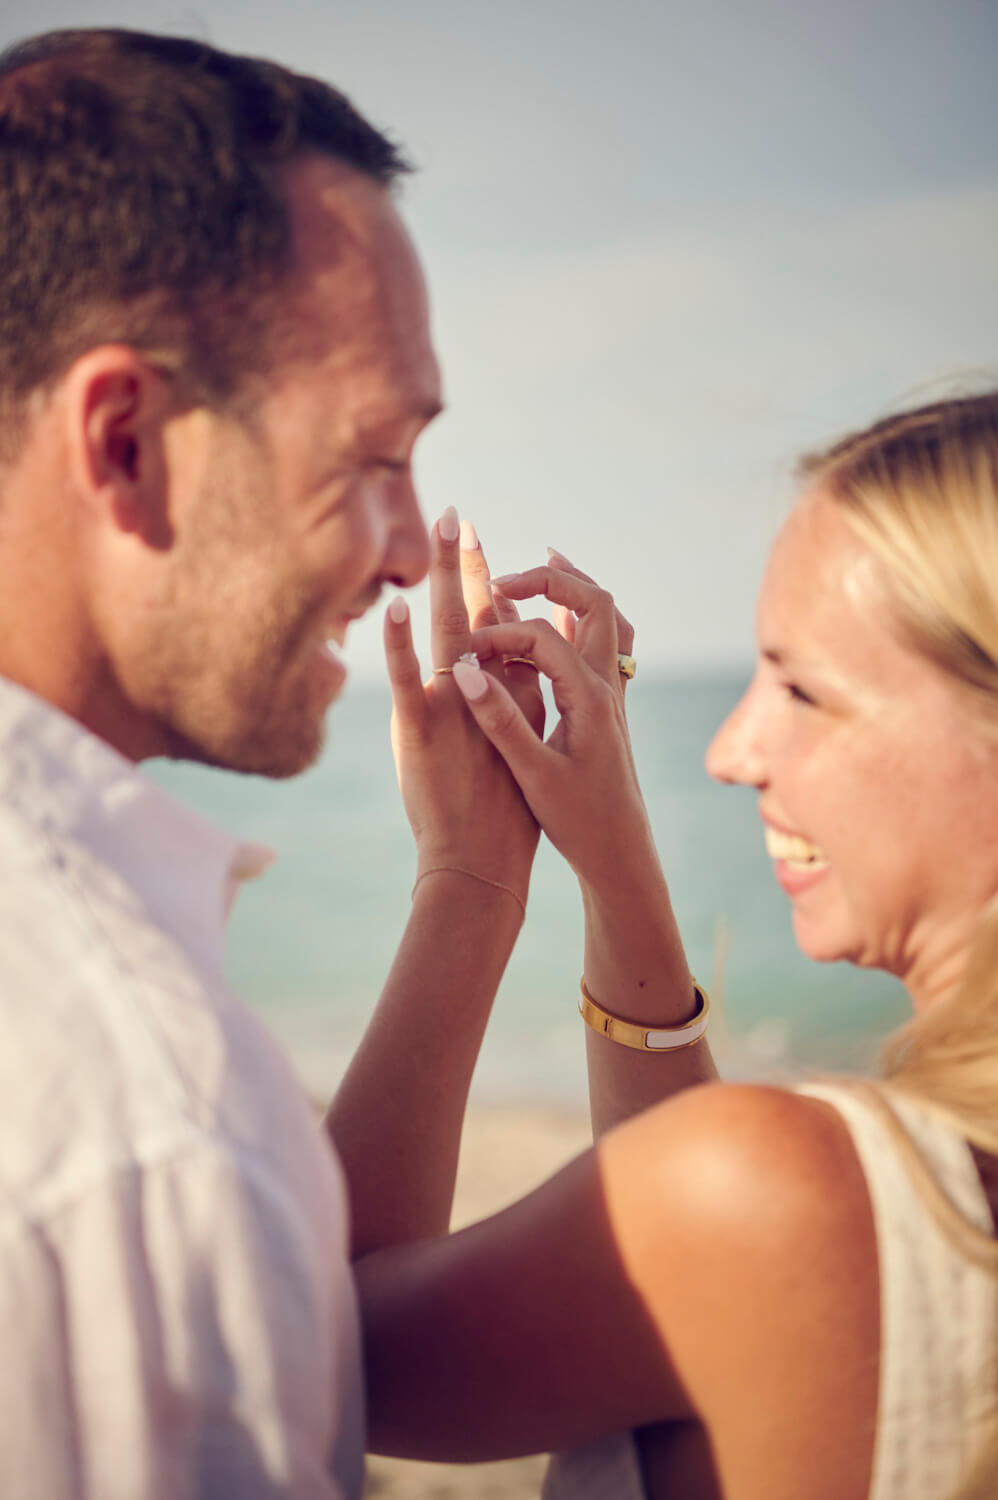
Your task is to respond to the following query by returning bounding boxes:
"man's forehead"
[281,154,408,278]
[263,154,442,431]
[277,157,430,340]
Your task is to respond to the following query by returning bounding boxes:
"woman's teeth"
[764,827,828,868]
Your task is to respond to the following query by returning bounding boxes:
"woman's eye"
[784,682,815,706]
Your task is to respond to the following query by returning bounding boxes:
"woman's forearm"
[326,870,523,1258]
[580,830,717,1138]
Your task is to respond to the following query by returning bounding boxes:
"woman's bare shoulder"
[598,1082,880,1499]
[600,1078,873,1231]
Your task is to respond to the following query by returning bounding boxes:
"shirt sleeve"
[0,1140,360,1500]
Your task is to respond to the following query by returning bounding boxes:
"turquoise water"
[147,676,909,1105]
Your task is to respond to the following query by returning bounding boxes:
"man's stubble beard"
[145,468,333,778]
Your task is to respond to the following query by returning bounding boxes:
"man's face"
[120,157,440,776]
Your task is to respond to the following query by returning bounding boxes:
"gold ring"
[433,651,479,677]
[617,654,636,680]
[504,655,538,670]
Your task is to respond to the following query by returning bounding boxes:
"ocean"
[146,675,909,1106]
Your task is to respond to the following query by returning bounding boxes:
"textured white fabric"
[0,676,363,1499]
[801,1083,998,1500]
[544,1083,998,1500]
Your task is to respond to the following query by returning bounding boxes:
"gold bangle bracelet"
[579,976,709,1052]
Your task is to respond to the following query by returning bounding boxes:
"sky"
[4,0,997,679]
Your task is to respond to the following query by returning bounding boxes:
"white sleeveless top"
[543,1084,998,1500]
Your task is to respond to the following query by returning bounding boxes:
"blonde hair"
[801,393,998,1500]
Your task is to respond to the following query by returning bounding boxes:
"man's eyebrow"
[353,399,445,444]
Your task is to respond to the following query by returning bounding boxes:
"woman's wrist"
[581,865,695,1028]
[410,861,531,932]
[412,863,528,922]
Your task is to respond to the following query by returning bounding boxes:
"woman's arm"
[458,560,717,1137]
[326,512,543,1258]
[358,1083,879,1500]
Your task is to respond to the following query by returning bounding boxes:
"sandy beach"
[365,1105,593,1499]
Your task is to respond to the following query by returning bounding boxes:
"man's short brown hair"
[0,28,411,449]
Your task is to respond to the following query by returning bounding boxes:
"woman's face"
[707,489,998,1011]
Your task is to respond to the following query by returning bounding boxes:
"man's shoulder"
[0,803,339,1245]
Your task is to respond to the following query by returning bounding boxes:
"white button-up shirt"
[0,677,363,1499]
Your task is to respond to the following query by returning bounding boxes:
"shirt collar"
[0,676,275,976]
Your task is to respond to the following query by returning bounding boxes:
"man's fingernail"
[388,596,409,624]
[453,659,489,701]
[489,573,518,588]
[459,518,479,551]
[439,507,460,543]
[547,546,573,567]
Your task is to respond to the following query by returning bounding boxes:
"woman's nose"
[705,687,767,788]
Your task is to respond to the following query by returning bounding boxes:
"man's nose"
[382,472,430,590]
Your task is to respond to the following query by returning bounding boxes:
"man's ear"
[63,346,176,550]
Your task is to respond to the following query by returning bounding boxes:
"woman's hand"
[455,554,714,1136]
[449,551,657,899]
[385,507,545,907]
[331,513,548,1254]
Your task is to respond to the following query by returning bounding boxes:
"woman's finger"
[488,587,543,709]
[449,658,555,810]
[494,590,521,625]
[553,603,576,645]
[459,519,500,631]
[458,523,542,706]
[549,549,635,657]
[498,556,635,659]
[547,546,597,586]
[491,565,619,674]
[429,506,472,669]
[384,596,428,743]
[466,617,610,735]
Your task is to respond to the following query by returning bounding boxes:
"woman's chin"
[790,908,857,968]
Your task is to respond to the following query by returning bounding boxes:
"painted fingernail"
[387,595,409,624]
[439,506,460,543]
[453,659,489,701]
[547,547,573,567]
[489,573,518,588]
[459,518,480,551]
